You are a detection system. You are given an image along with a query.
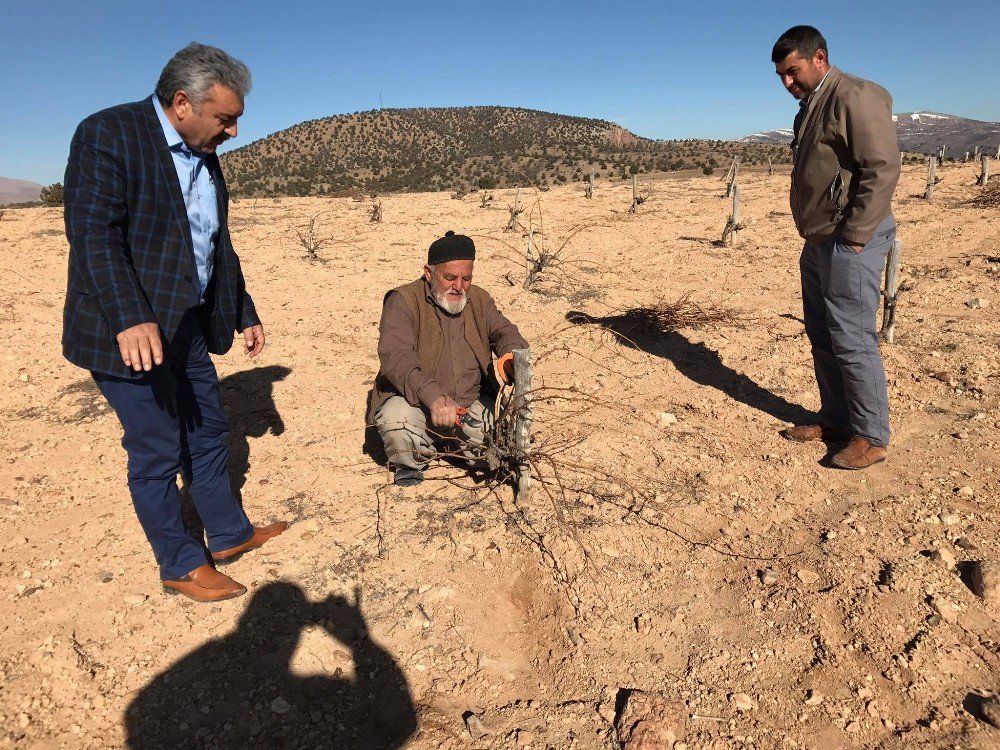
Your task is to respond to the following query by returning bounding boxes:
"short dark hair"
[771,25,828,64]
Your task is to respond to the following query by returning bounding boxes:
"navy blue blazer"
[62,98,260,378]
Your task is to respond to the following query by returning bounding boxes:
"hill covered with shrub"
[220,106,791,196]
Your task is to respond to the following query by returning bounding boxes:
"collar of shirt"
[151,95,201,158]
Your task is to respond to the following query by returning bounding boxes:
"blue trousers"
[799,214,895,447]
[93,311,253,580]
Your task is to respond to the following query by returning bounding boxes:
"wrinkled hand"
[430,394,460,428]
[243,324,265,358]
[116,322,163,372]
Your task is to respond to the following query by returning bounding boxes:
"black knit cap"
[427,231,475,265]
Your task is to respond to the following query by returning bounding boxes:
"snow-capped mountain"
[739,112,1000,155]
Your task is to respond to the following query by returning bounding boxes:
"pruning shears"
[454,406,483,429]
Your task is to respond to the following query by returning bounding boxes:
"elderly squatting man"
[370,231,529,487]
[772,25,901,470]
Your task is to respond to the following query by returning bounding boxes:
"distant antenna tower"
[379,91,383,110]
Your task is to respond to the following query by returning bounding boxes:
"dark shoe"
[212,521,289,563]
[780,423,850,443]
[394,468,424,487]
[831,437,887,470]
[163,564,246,602]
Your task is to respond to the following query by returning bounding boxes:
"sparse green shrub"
[40,183,64,207]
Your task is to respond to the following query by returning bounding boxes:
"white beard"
[433,291,467,315]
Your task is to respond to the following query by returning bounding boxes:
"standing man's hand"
[243,324,265,358]
[430,394,460,428]
[116,322,163,371]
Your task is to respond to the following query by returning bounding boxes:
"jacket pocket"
[828,171,845,219]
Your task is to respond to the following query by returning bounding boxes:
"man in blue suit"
[63,43,287,603]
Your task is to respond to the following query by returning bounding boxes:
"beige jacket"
[790,67,900,246]
[367,278,527,423]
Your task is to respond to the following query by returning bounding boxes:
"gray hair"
[155,42,251,108]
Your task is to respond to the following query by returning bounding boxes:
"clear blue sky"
[2,0,996,185]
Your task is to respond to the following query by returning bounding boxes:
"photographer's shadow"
[124,582,417,749]
[567,310,813,424]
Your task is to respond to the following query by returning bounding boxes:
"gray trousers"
[374,395,494,470]
[799,214,895,447]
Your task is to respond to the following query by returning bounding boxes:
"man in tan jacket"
[370,231,528,486]
[772,25,900,469]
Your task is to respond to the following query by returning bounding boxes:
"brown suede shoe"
[163,564,247,602]
[831,437,887,470]
[212,521,290,563]
[780,424,850,443]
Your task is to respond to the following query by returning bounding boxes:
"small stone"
[980,697,1000,729]
[804,690,824,706]
[953,431,969,440]
[516,728,536,746]
[966,298,989,309]
[657,412,678,428]
[464,712,487,739]
[955,486,975,497]
[845,720,860,733]
[616,690,686,749]
[956,538,978,551]
[970,560,1000,605]
[930,595,959,623]
[96,571,113,583]
[939,512,959,525]
[929,548,957,569]
[796,569,820,585]
[759,569,779,586]
[17,713,30,729]
[822,529,838,542]
[730,693,755,712]
[270,697,291,714]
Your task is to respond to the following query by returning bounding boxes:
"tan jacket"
[367,278,527,423]
[790,67,900,245]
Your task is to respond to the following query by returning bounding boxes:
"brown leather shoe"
[163,564,247,602]
[780,424,850,443]
[212,521,289,563]
[831,437,887,470]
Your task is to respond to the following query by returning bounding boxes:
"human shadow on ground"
[123,582,417,749]
[566,310,814,424]
[182,365,291,551]
[219,365,292,500]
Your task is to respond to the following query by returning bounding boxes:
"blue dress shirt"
[151,95,219,304]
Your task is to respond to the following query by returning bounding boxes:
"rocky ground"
[0,162,997,749]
